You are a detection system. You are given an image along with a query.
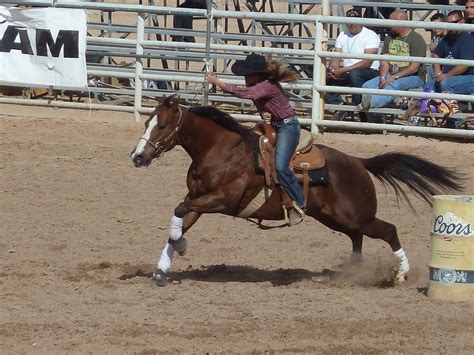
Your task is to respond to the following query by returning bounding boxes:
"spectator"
[355,1,413,39]
[426,13,447,81]
[429,13,447,52]
[326,8,380,120]
[356,10,426,123]
[465,0,474,24]
[172,0,207,43]
[424,10,474,96]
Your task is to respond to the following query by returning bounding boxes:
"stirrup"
[288,201,305,226]
[291,201,305,218]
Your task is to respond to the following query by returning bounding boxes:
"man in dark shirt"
[465,1,474,24]
[425,10,474,95]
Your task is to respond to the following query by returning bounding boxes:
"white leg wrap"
[169,215,183,241]
[394,248,410,274]
[157,243,175,273]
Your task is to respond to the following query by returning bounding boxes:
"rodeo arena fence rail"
[1,0,473,139]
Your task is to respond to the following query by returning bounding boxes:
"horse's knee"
[174,203,188,218]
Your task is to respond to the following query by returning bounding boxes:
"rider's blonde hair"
[266,55,300,83]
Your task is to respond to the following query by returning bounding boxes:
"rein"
[139,106,188,158]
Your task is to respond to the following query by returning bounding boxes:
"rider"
[207,53,305,225]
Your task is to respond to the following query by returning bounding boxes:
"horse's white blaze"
[131,115,158,158]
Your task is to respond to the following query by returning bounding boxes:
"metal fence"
[1,0,474,139]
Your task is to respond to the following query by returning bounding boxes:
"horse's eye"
[159,123,167,129]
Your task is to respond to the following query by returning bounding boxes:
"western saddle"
[254,122,327,211]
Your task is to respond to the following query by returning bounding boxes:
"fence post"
[204,0,213,105]
[134,12,145,122]
[311,21,324,134]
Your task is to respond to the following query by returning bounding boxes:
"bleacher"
[1,0,473,134]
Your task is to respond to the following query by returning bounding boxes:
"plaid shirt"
[224,80,295,121]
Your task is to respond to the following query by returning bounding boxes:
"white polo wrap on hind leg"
[157,243,175,273]
[169,215,183,241]
[394,248,410,274]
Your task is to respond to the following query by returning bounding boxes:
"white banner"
[0,7,87,88]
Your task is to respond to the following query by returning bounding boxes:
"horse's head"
[131,94,183,167]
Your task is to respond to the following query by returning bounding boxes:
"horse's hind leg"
[360,218,410,283]
[349,231,363,263]
[154,211,201,287]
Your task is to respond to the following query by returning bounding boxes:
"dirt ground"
[0,103,473,354]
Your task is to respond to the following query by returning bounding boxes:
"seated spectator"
[426,13,447,81]
[355,1,413,40]
[429,13,447,52]
[356,10,426,123]
[424,10,474,96]
[465,0,474,24]
[325,8,380,120]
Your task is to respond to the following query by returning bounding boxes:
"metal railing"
[1,1,473,139]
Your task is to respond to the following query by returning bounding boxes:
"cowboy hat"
[231,53,268,76]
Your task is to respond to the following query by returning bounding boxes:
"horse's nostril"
[133,155,144,166]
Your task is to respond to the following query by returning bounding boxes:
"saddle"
[255,122,328,209]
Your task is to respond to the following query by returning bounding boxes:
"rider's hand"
[207,73,218,85]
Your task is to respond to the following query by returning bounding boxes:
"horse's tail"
[360,152,464,207]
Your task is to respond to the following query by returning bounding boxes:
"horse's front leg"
[154,191,226,287]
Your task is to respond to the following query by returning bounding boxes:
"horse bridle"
[139,106,188,158]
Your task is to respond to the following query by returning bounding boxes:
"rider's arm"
[223,80,273,100]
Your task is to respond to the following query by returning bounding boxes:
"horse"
[131,94,463,287]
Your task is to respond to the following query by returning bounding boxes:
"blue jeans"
[362,75,425,108]
[273,117,305,209]
[426,65,436,82]
[425,75,474,94]
[326,68,379,105]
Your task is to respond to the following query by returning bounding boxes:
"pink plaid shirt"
[224,80,295,121]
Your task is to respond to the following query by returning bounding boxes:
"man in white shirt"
[326,8,381,116]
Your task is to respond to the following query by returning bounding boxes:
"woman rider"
[207,53,305,226]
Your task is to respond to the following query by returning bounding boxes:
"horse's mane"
[188,106,255,140]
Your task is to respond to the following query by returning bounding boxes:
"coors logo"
[433,212,472,237]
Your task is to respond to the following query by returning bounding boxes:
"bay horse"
[131,94,462,287]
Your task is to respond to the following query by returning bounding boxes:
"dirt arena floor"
[0,103,473,354]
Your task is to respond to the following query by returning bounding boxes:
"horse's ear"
[172,94,180,109]
[158,95,166,104]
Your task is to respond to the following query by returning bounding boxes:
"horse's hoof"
[172,237,188,256]
[350,252,363,264]
[152,269,167,287]
[395,270,408,285]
